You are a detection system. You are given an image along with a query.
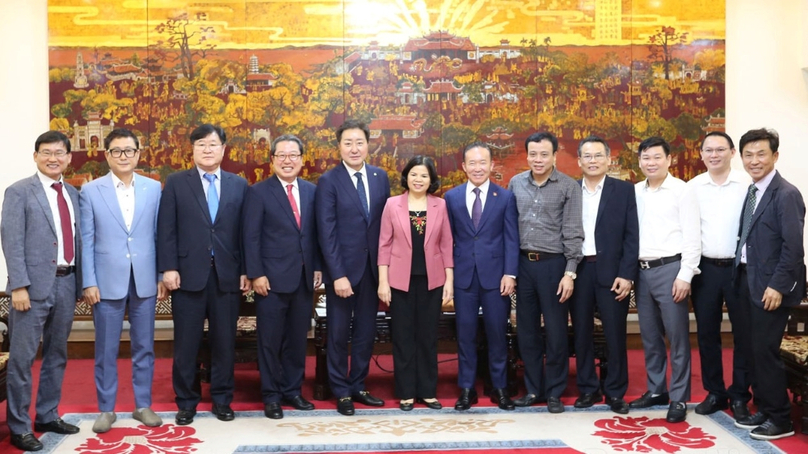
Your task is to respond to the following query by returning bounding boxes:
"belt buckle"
[528,252,540,261]
[639,261,650,270]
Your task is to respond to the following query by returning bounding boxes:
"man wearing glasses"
[158,124,250,425]
[687,132,753,421]
[79,129,167,433]
[243,135,321,419]
[569,136,638,414]
[2,131,82,451]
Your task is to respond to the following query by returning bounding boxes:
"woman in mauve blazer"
[378,156,453,411]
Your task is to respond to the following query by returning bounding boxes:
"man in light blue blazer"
[80,129,166,433]
[2,131,82,452]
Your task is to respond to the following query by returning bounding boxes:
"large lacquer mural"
[47,0,726,191]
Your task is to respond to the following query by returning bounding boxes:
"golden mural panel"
[47,0,726,189]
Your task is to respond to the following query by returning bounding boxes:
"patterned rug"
[33,405,784,454]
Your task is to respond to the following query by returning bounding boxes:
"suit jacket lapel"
[270,176,300,231]
[424,195,438,245]
[31,175,57,237]
[395,196,412,248]
[99,175,128,232]
[129,176,150,233]
[337,165,368,222]
[750,173,780,230]
[475,183,498,232]
[595,176,614,228]
[186,169,212,224]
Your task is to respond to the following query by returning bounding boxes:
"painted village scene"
[47,0,726,192]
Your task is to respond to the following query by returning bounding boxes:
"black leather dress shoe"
[606,397,629,415]
[547,397,565,413]
[666,401,687,423]
[34,418,80,434]
[417,398,443,410]
[629,391,669,409]
[400,400,414,411]
[454,388,479,411]
[175,409,196,425]
[264,402,283,419]
[731,400,750,420]
[11,433,44,451]
[283,395,315,411]
[490,388,515,410]
[514,393,544,407]
[574,391,603,408]
[735,411,767,430]
[750,419,795,440]
[337,397,355,416]
[352,390,384,407]
[211,404,235,421]
[695,394,728,415]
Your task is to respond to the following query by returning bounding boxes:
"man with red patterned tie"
[2,131,83,452]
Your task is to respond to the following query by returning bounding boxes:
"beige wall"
[1,0,808,283]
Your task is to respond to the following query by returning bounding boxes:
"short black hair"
[739,128,779,153]
[638,136,670,156]
[190,124,226,144]
[104,128,140,150]
[401,155,440,194]
[336,119,370,143]
[701,131,734,150]
[35,130,70,153]
[577,135,610,157]
[463,141,492,162]
[271,134,305,155]
[525,131,558,153]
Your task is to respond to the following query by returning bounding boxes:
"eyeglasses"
[274,154,302,162]
[37,150,69,158]
[107,148,138,158]
[194,142,223,150]
[580,154,607,162]
[701,147,729,155]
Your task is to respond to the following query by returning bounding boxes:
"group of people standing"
[1,120,803,452]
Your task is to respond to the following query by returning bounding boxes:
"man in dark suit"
[315,119,390,416]
[570,136,639,415]
[445,142,518,411]
[243,134,321,420]
[732,128,805,441]
[2,131,82,452]
[157,124,250,425]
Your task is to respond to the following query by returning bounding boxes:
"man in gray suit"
[1,131,82,452]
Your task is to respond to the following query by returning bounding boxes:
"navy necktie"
[355,172,369,218]
[472,187,482,230]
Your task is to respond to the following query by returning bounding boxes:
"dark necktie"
[737,183,758,257]
[355,172,369,218]
[287,184,301,228]
[51,182,74,264]
[472,187,482,230]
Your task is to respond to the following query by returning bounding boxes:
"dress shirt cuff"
[675,266,696,284]
[565,260,579,274]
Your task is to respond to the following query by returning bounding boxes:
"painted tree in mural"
[153,13,217,80]
[648,26,689,80]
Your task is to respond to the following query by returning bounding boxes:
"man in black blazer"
[570,136,639,414]
[315,120,390,416]
[243,134,321,420]
[733,128,805,441]
[157,124,250,425]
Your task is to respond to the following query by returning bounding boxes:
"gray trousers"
[636,261,691,402]
[7,275,76,434]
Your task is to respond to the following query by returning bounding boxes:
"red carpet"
[1,348,807,452]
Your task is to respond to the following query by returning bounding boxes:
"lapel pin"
[493,192,498,196]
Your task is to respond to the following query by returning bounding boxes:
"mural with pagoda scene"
[47,0,726,192]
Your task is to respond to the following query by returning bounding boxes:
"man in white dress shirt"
[628,137,701,423]
[687,132,752,420]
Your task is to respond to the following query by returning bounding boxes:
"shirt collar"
[278,175,298,190]
[197,166,221,181]
[528,167,558,186]
[698,168,746,186]
[109,171,135,189]
[754,169,777,192]
[466,179,490,196]
[582,175,606,195]
[643,173,674,191]
[37,171,63,186]
[343,161,366,177]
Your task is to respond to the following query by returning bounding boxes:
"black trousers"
[390,275,442,399]
[172,264,240,409]
[736,266,791,426]
[570,260,629,398]
[691,259,751,402]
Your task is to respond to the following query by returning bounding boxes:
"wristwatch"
[564,271,577,280]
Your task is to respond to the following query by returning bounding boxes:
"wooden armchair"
[780,303,808,434]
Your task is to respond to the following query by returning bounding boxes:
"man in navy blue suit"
[569,136,638,414]
[243,134,321,420]
[157,124,250,425]
[445,142,518,411]
[315,120,390,416]
[732,128,805,441]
